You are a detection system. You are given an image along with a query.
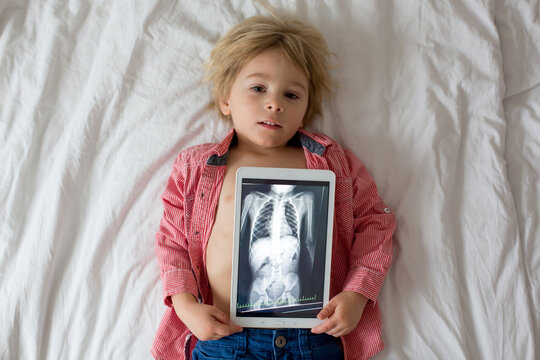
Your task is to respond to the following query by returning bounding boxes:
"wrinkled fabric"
[0,0,538,359]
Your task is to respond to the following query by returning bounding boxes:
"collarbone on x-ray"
[240,184,314,310]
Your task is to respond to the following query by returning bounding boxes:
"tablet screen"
[235,177,331,319]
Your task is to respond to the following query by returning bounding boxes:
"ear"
[219,98,231,116]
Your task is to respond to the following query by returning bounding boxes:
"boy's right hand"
[171,293,243,341]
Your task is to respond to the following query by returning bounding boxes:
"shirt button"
[275,335,286,348]
[384,207,391,214]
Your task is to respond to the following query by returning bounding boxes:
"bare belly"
[205,194,234,316]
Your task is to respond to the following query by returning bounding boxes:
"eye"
[285,92,299,100]
[251,86,265,93]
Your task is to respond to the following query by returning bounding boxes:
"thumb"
[212,309,243,329]
[317,299,337,320]
[211,308,232,324]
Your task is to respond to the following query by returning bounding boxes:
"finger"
[311,322,327,334]
[331,328,351,337]
[210,311,243,334]
[326,326,347,337]
[311,317,338,334]
[212,321,242,337]
[211,308,232,324]
[324,323,343,336]
[227,322,244,333]
[231,325,244,333]
[332,329,349,337]
[317,300,337,320]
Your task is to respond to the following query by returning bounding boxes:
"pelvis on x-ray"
[240,184,314,310]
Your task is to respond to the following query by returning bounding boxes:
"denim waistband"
[198,328,340,355]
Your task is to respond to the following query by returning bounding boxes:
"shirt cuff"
[342,265,386,303]
[161,268,199,307]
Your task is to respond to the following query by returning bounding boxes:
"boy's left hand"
[311,291,369,337]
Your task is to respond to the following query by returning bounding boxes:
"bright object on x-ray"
[241,184,315,310]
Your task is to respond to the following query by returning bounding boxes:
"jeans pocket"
[192,342,236,360]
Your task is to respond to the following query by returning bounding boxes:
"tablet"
[230,167,335,328]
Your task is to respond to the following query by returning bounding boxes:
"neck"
[232,134,294,157]
[236,142,288,156]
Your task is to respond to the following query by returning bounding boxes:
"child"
[152,11,397,360]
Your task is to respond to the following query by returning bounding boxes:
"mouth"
[257,120,282,128]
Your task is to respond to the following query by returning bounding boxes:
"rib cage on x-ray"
[240,185,314,310]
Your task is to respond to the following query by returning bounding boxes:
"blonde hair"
[206,11,335,125]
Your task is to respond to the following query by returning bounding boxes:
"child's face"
[219,48,309,150]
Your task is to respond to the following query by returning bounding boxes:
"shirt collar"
[206,128,329,165]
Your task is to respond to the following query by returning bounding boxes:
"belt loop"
[298,329,312,360]
[235,330,247,357]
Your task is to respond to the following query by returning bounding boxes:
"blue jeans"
[192,328,344,360]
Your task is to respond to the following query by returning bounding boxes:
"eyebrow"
[245,72,307,92]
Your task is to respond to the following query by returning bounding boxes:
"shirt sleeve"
[155,155,199,307]
[341,149,397,302]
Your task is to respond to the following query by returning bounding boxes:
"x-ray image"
[236,178,330,318]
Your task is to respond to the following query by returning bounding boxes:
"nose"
[265,97,283,112]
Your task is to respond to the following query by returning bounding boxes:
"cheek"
[235,96,258,111]
[297,97,309,110]
[294,100,309,117]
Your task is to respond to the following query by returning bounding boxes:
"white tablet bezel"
[230,167,335,329]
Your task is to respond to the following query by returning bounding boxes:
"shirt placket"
[189,163,225,303]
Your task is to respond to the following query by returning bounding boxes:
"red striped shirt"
[152,128,397,360]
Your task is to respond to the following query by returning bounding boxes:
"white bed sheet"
[0,0,537,359]
[496,0,540,355]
